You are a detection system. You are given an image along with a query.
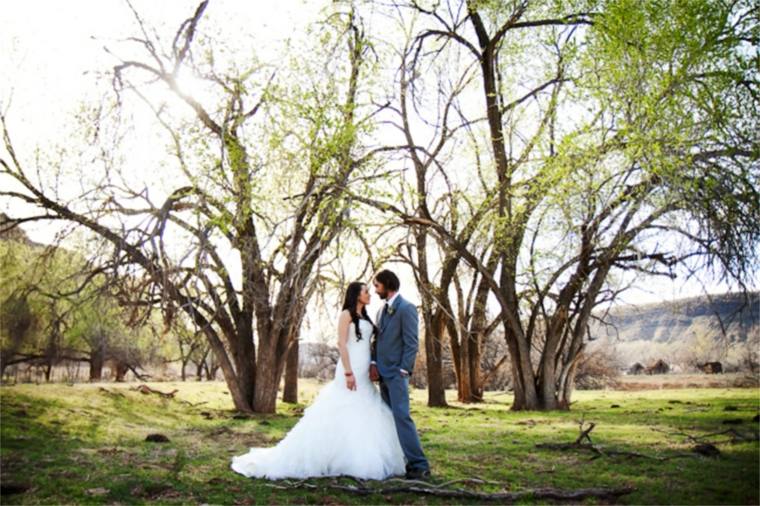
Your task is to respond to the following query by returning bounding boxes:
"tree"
[1,2,383,412]
[0,235,158,382]
[357,0,759,409]
[170,315,206,381]
[357,5,503,405]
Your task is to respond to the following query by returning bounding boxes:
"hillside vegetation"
[588,293,759,369]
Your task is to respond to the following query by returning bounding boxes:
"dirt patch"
[615,373,759,391]
[130,482,180,500]
[180,425,278,448]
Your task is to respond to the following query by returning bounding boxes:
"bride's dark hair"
[342,281,377,341]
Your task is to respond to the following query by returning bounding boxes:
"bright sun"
[174,72,210,102]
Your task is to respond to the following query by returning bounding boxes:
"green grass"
[1,380,758,504]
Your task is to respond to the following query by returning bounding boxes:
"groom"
[370,269,431,480]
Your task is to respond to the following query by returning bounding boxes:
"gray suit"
[371,294,430,472]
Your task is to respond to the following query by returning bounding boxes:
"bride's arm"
[337,310,356,390]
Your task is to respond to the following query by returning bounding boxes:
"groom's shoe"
[405,467,431,481]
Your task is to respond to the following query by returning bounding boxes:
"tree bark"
[467,329,483,401]
[114,361,129,382]
[252,338,286,413]
[89,346,104,382]
[424,317,448,407]
[282,337,299,403]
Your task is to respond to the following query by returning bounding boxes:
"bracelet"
[344,371,353,376]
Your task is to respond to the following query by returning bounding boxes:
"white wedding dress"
[230,318,407,480]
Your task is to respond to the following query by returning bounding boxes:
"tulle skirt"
[230,376,406,480]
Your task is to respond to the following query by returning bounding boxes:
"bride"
[230,281,407,480]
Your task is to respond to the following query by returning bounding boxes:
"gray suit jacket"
[371,294,419,377]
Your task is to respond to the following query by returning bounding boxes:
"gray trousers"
[379,374,430,472]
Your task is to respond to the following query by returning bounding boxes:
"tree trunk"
[425,311,448,407]
[557,356,580,410]
[448,305,485,403]
[253,369,278,413]
[253,342,285,413]
[536,365,560,410]
[467,273,492,403]
[457,328,472,402]
[448,322,483,403]
[467,330,483,401]
[507,327,581,411]
[455,330,485,403]
[282,337,299,403]
[504,323,542,410]
[114,361,129,382]
[89,349,104,382]
[510,366,562,411]
[226,326,255,412]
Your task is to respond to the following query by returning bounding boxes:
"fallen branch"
[536,442,695,461]
[127,365,151,381]
[179,399,208,407]
[575,419,596,444]
[536,419,697,461]
[129,384,179,398]
[651,427,759,445]
[98,387,125,398]
[267,477,634,502]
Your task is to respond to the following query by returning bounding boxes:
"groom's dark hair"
[374,269,400,292]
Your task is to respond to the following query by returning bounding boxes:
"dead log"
[536,420,697,461]
[575,420,596,444]
[129,384,179,398]
[651,427,759,445]
[267,477,635,502]
[179,399,208,407]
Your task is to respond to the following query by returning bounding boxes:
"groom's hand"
[369,363,380,382]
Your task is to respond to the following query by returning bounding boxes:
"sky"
[1,0,752,343]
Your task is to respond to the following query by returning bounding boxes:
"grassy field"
[1,379,758,505]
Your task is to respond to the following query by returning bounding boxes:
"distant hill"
[589,292,759,368]
[592,292,759,344]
